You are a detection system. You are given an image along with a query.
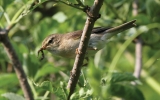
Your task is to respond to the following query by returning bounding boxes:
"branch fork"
[83,6,101,21]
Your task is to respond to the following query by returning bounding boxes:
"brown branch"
[0,29,34,100]
[132,0,142,84]
[57,0,86,11]
[67,0,104,99]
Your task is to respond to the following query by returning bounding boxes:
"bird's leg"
[87,47,98,50]
[87,44,100,51]
[75,48,89,66]
[75,48,82,54]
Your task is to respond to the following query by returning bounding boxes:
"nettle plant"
[1,0,160,100]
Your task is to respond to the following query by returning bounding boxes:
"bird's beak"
[41,45,47,50]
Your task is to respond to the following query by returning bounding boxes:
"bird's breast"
[55,35,104,58]
[57,38,80,58]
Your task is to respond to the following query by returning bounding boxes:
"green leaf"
[132,14,150,25]
[35,81,68,99]
[110,72,137,83]
[108,84,145,100]
[38,81,54,93]
[87,60,102,96]
[19,44,29,54]
[79,88,86,97]
[0,12,3,18]
[0,45,9,62]
[146,0,160,18]
[44,81,68,100]
[70,92,80,100]
[11,41,23,62]
[60,81,68,99]
[32,18,59,45]
[1,92,25,100]
[70,88,86,100]
[0,0,14,10]
[141,29,160,45]
[70,88,93,100]
[34,63,63,80]
[0,73,18,88]
[27,53,40,77]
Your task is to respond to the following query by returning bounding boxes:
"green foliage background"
[0,0,160,100]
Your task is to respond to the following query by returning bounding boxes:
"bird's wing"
[92,27,111,33]
[67,20,136,40]
[67,30,83,40]
[66,27,111,40]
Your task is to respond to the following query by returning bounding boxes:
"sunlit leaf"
[52,12,67,23]
[37,81,54,93]
[70,88,92,100]
[1,92,25,100]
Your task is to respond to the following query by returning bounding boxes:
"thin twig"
[132,0,142,84]
[57,0,86,11]
[7,0,48,31]
[133,36,142,79]
[67,0,104,99]
[0,1,50,99]
[0,29,34,100]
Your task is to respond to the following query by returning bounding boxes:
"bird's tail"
[103,20,136,39]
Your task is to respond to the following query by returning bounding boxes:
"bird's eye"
[48,38,54,44]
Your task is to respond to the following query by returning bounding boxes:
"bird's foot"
[75,48,82,55]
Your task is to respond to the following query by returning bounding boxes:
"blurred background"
[0,0,160,100]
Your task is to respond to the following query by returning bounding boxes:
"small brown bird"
[38,20,136,60]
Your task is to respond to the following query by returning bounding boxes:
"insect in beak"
[38,47,45,61]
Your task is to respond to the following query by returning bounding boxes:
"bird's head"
[38,34,61,60]
[41,34,61,51]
